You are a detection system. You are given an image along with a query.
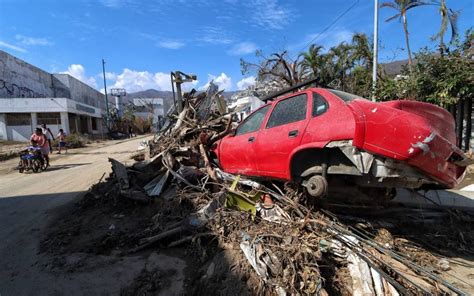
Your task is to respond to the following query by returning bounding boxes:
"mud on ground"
[39,177,252,296]
[39,174,474,295]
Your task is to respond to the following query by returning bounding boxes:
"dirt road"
[0,137,186,296]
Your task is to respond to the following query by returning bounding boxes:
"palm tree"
[298,44,324,79]
[351,33,373,70]
[381,0,431,68]
[329,43,354,90]
[431,0,459,55]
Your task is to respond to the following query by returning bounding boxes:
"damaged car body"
[214,87,470,198]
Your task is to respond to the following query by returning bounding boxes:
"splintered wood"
[96,82,471,295]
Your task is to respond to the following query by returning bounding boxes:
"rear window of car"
[266,93,307,129]
[327,89,367,102]
[312,93,328,117]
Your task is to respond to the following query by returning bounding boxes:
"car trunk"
[348,99,466,188]
[379,100,456,144]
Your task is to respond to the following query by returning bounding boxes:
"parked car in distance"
[213,87,470,198]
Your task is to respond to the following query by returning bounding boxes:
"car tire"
[305,175,328,198]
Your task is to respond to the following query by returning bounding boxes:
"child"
[57,129,67,154]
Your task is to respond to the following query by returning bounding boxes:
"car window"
[235,105,270,136]
[312,93,328,117]
[327,89,367,102]
[266,93,307,129]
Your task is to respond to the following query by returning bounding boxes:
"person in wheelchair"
[19,140,42,172]
[30,128,50,167]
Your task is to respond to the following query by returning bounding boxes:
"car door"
[218,105,270,176]
[254,93,310,179]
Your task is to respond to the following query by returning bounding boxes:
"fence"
[448,98,473,152]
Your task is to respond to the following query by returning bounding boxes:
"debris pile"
[48,83,472,295]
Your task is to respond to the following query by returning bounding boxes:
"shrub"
[52,133,86,149]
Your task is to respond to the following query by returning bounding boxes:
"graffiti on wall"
[0,79,47,98]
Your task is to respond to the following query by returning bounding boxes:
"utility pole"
[372,0,379,102]
[102,59,110,127]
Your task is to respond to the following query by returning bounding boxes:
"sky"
[0,0,472,93]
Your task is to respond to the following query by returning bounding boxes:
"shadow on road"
[68,151,135,156]
[0,188,248,296]
[46,163,92,172]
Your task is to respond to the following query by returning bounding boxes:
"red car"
[214,88,469,197]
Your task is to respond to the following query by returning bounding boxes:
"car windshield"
[327,89,367,102]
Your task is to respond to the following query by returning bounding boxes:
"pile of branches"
[102,82,467,295]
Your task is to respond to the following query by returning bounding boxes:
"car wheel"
[305,175,328,198]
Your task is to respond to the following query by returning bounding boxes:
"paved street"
[0,136,185,296]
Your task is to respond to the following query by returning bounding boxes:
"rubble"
[41,82,474,295]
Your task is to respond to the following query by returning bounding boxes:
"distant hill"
[124,89,238,113]
[380,59,411,77]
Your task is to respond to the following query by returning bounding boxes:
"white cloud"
[228,42,258,55]
[104,72,117,80]
[201,73,232,91]
[237,76,256,90]
[250,0,292,29]
[108,69,198,93]
[0,40,27,53]
[15,34,53,46]
[110,69,164,92]
[157,40,185,49]
[196,26,234,45]
[61,64,98,88]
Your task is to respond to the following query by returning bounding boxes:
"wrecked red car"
[214,87,469,197]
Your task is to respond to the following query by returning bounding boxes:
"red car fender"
[346,101,366,148]
[285,141,330,180]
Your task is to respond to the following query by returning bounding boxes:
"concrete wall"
[53,74,105,110]
[0,98,102,118]
[0,50,54,98]
[6,125,32,142]
[0,50,106,114]
[0,113,6,140]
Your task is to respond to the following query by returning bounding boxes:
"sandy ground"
[0,136,186,296]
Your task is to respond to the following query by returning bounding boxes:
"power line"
[293,0,360,58]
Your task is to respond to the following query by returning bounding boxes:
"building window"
[92,118,98,130]
[37,113,61,125]
[6,113,31,126]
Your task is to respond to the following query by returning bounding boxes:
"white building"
[0,50,106,141]
[228,95,264,120]
[132,98,164,131]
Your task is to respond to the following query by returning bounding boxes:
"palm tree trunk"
[402,13,413,69]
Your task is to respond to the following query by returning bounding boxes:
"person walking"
[30,128,50,167]
[41,124,55,154]
[56,129,68,154]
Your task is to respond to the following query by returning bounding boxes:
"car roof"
[266,87,367,105]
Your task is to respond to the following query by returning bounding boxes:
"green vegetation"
[52,133,87,149]
[240,0,472,149]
